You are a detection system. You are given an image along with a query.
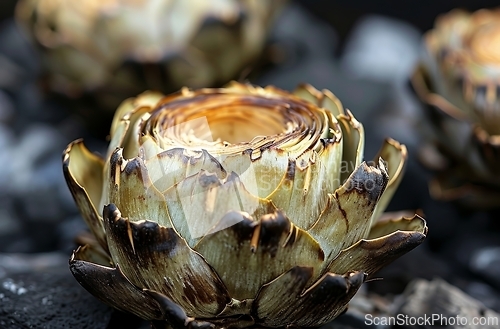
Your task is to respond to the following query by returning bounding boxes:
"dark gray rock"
[465,281,500,313]
[393,278,500,329]
[0,257,113,329]
[470,247,500,290]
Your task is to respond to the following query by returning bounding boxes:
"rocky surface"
[393,278,500,329]
[0,1,499,329]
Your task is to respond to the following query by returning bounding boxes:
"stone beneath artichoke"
[62,82,427,328]
[15,0,284,113]
[411,8,500,209]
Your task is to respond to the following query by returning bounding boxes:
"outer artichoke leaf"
[267,138,343,229]
[102,120,130,211]
[368,214,427,240]
[309,160,389,267]
[337,111,365,183]
[73,243,112,267]
[62,140,107,250]
[107,148,173,228]
[144,146,227,194]
[163,171,274,247]
[253,269,364,327]
[70,246,164,321]
[327,215,427,277]
[251,266,313,325]
[194,210,325,301]
[369,139,408,224]
[103,204,231,318]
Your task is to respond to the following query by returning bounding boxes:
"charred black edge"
[250,266,314,321]
[145,290,215,329]
[102,203,232,313]
[69,248,165,321]
[252,269,365,327]
[328,224,427,279]
[343,160,389,204]
[290,271,365,327]
[160,148,226,175]
[258,210,292,257]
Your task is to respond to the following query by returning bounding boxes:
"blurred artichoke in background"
[16,0,284,112]
[63,82,426,328]
[412,8,500,208]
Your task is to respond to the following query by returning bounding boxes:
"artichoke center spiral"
[142,91,330,158]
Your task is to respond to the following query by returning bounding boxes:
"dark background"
[3,0,500,38]
[1,0,500,328]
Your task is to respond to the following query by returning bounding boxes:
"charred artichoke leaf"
[143,145,227,194]
[370,138,408,224]
[163,171,275,247]
[70,246,164,321]
[309,159,388,266]
[103,204,231,318]
[145,290,215,329]
[267,137,343,229]
[368,215,427,240]
[327,215,427,277]
[63,140,107,250]
[73,243,112,267]
[253,267,364,327]
[194,210,325,301]
[107,148,173,228]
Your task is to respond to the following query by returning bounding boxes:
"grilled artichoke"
[16,0,283,110]
[63,82,427,328]
[412,8,500,208]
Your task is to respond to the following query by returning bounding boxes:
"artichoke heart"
[63,82,427,328]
